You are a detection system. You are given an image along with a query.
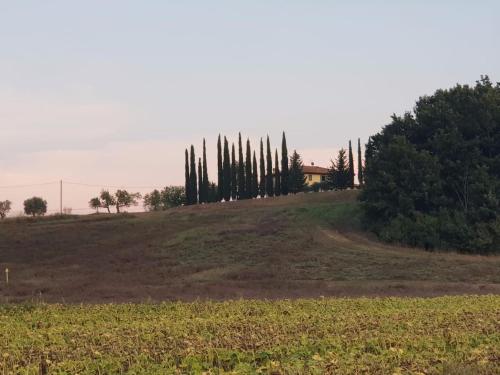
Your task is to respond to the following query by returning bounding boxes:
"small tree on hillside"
[161,186,185,208]
[100,190,116,213]
[333,148,349,190]
[288,150,306,194]
[89,197,101,213]
[0,200,12,219]
[24,197,47,217]
[115,190,141,213]
[143,190,162,211]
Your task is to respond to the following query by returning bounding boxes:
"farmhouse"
[303,162,329,186]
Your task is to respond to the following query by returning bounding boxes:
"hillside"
[1,190,499,302]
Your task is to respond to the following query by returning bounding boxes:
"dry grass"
[0,190,499,302]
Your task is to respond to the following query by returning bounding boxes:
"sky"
[1,1,499,214]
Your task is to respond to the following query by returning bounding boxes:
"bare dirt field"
[1,190,499,303]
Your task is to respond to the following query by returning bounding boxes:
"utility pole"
[60,180,63,215]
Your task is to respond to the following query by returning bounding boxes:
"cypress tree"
[223,136,231,201]
[217,135,223,201]
[259,138,266,197]
[348,140,355,189]
[266,136,274,196]
[274,149,281,196]
[202,138,209,203]
[231,143,237,200]
[189,145,198,204]
[252,151,258,198]
[238,133,245,199]
[281,132,289,195]
[334,148,349,190]
[184,149,191,205]
[288,150,306,194]
[245,139,252,199]
[357,138,364,186]
[198,157,203,203]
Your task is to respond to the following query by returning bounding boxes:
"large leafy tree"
[288,150,306,194]
[24,197,47,217]
[281,132,289,195]
[115,190,141,213]
[361,77,500,253]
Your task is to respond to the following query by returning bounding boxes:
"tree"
[198,157,203,203]
[281,132,289,195]
[207,182,218,203]
[185,149,191,205]
[161,186,185,208]
[24,197,47,217]
[189,145,198,204]
[266,135,274,197]
[202,138,209,203]
[361,76,500,253]
[89,197,101,213]
[259,138,266,197]
[238,132,245,199]
[223,136,231,201]
[115,190,141,213]
[0,200,12,219]
[143,190,162,211]
[252,151,258,198]
[217,134,223,202]
[332,149,349,190]
[348,140,355,189]
[288,150,306,194]
[244,139,252,199]
[357,138,364,186]
[274,149,281,196]
[231,143,237,200]
[100,190,116,213]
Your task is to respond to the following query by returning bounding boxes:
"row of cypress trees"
[185,132,293,205]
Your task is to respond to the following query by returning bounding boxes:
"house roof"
[303,165,329,175]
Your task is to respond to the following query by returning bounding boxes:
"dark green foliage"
[259,138,266,197]
[207,182,218,203]
[184,149,191,205]
[198,157,203,203]
[202,138,209,203]
[274,149,281,196]
[244,139,252,199]
[266,136,274,197]
[23,197,47,217]
[357,138,364,186]
[223,137,231,201]
[361,77,500,253]
[143,189,162,211]
[189,145,198,204]
[238,133,245,199]
[329,149,349,190]
[144,187,186,210]
[288,150,306,194]
[217,135,223,202]
[348,140,355,189]
[231,143,237,200]
[115,190,141,213]
[252,151,258,198]
[281,132,289,195]
[99,190,116,213]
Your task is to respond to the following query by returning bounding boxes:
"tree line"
[361,76,500,254]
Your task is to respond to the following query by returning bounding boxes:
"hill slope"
[1,190,499,302]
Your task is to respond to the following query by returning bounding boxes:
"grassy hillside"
[1,296,499,374]
[1,190,499,302]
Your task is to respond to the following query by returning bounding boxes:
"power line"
[0,181,59,189]
[63,181,165,190]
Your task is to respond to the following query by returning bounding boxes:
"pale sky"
[1,1,499,214]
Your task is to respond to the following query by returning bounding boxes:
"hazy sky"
[1,1,499,214]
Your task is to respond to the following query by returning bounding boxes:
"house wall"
[305,173,326,186]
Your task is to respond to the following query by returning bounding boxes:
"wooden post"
[5,268,9,285]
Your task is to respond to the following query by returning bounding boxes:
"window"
[308,174,312,181]
[321,175,326,182]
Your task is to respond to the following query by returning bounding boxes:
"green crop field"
[1,296,499,374]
